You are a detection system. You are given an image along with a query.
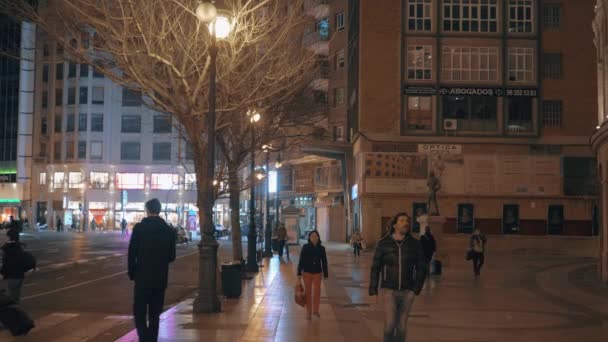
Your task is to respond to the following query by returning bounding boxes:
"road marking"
[56,276,65,280]
[80,270,89,274]
[22,250,198,301]
[24,282,37,287]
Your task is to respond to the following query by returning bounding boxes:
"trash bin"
[221,261,242,298]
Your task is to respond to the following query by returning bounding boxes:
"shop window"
[442,95,497,131]
[115,173,145,190]
[502,204,520,234]
[506,97,532,133]
[53,172,65,190]
[405,96,432,131]
[120,142,141,160]
[407,0,432,31]
[68,172,83,189]
[151,173,179,190]
[90,172,109,189]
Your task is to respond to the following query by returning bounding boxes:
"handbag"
[294,282,306,307]
[466,249,474,261]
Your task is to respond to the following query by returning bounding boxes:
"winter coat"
[297,243,328,278]
[1,242,26,279]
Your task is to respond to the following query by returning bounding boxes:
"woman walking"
[297,230,328,320]
[350,231,363,258]
[469,228,487,277]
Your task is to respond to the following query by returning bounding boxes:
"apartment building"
[350,0,598,244]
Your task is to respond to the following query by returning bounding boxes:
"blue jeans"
[382,289,415,342]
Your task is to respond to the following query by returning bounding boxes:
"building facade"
[351,0,598,244]
[592,0,608,284]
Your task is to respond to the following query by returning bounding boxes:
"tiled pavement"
[113,243,608,342]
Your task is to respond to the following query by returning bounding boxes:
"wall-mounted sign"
[418,144,462,155]
[0,174,16,183]
[403,86,437,95]
[437,87,538,97]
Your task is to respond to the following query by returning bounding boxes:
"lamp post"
[275,154,282,230]
[246,110,261,272]
[261,145,280,257]
[194,1,232,314]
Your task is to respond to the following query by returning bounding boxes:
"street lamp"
[260,145,280,257]
[193,1,233,314]
[246,109,261,272]
[275,153,282,232]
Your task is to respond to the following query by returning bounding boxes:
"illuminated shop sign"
[0,174,17,183]
[403,86,538,97]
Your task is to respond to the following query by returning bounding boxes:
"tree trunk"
[228,164,243,261]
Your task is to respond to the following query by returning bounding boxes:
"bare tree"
[1,0,319,311]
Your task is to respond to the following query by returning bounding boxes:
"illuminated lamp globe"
[196,2,217,23]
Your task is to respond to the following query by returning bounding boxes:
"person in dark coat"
[469,228,487,277]
[1,229,27,303]
[128,199,176,342]
[297,230,328,320]
[369,212,428,342]
[277,224,288,259]
[419,226,436,264]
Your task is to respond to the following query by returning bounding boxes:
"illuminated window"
[39,172,46,185]
[90,172,109,189]
[151,173,179,190]
[115,173,145,190]
[68,172,83,189]
[185,173,196,190]
[53,172,65,189]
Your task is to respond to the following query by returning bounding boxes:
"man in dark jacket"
[128,199,176,342]
[1,229,27,303]
[369,212,427,342]
[419,226,436,264]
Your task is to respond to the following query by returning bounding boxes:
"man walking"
[1,229,35,303]
[121,218,128,236]
[128,199,176,342]
[277,224,289,259]
[420,226,436,267]
[369,212,427,342]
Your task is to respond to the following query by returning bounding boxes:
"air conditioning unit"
[443,119,458,131]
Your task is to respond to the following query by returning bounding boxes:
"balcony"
[308,0,330,20]
[309,60,330,92]
[302,29,329,56]
[314,164,343,193]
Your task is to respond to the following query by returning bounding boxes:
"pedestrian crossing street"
[0,311,133,342]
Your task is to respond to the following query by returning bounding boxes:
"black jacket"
[469,234,487,252]
[369,233,428,295]
[297,243,328,278]
[1,242,26,279]
[420,233,436,260]
[128,216,176,289]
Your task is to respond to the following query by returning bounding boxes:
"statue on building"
[426,171,441,216]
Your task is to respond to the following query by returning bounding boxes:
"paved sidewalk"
[116,243,608,342]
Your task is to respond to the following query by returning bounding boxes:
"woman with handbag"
[469,229,487,277]
[297,230,328,320]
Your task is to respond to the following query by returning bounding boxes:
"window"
[153,142,172,161]
[153,115,172,133]
[56,63,64,80]
[66,113,75,132]
[335,12,345,31]
[122,88,142,106]
[506,97,532,133]
[39,143,47,158]
[79,87,88,104]
[335,49,345,70]
[442,0,498,33]
[91,87,103,104]
[115,173,145,190]
[543,53,562,79]
[55,88,63,106]
[90,141,103,160]
[121,115,141,133]
[407,45,432,80]
[42,91,48,108]
[508,47,534,82]
[91,113,103,132]
[56,44,63,56]
[185,173,197,190]
[54,114,62,133]
[90,172,109,189]
[41,117,48,135]
[68,172,82,189]
[333,126,344,142]
[405,96,432,130]
[316,18,330,40]
[334,88,346,107]
[39,172,46,185]
[442,95,497,131]
[67,87,76,105]
[53,172,65,189]
[43,44,49,57]
[65,141,74,159]
[53,141,61,161]
[121,142,141,160]
[502,204,520,234]
[442,47,499,81]
[68,63,77,78]
[151,173,179,190]
[42,64,49,82]
[92,67,104,78]
[543,4,561,29]
[407,0,432,31]
[80,64,89,77]
[78,141,86,159]
[78,113,87,131]
[508,0,533,33]
[542,100,562,127]
[548,205,564,235]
